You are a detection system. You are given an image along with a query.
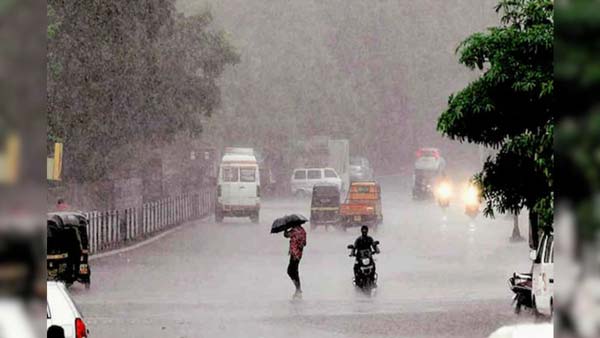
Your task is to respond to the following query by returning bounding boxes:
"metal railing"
[84,190,214,254]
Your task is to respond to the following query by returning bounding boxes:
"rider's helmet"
[361,225,369,236]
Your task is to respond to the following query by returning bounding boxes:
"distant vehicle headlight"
[362,258,370,265]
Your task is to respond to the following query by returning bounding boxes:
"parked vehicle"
[290,168,342,198]
[216,147,261,223]
[350,157,374,181]
[532,232,554,316]
[508,232,554,316]
[47,212,91,288]
[340,181,383,230]
[488,323,553,338]
[47,281,89,338]
[310,184,341,230]
[347,240,380,293]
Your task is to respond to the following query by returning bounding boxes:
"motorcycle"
[435,181,452,209]
[463,184,480,219]
[347,241,380,293]
[509,272,533,314]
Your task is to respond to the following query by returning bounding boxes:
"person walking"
[284,223,306,298]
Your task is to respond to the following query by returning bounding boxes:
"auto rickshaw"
[310,184,341,230]
[47,212,91,288]
[340,181,383,230]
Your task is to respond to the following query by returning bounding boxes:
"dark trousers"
[287,257,300,284]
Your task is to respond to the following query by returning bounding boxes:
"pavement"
[70,176,546,338]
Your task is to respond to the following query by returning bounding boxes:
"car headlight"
[362,258,370,265]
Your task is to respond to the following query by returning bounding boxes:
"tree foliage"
[437,0,553,231]
[47,0,239,182]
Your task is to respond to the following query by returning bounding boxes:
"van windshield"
[240,168,256,182]
[222,167,239,182]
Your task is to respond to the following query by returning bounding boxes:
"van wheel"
[250,212,259,224]
[532,296,543,320]
[295,190,307,199]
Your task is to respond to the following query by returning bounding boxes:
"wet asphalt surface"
[70,177,544,337]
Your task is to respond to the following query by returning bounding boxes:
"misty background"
[179,0,499,174]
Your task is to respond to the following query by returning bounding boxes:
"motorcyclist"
[352,225,379,277]
[352,225,379,256]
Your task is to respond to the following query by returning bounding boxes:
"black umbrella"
[270,214,308,234]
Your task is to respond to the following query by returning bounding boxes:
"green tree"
[437,0,553,247]
[47,1,239,182]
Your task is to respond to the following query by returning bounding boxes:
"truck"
[216,147,261,223]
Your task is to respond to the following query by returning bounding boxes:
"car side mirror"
[374,241,380,246]
[347,245,354,250]
[529,250,537,261]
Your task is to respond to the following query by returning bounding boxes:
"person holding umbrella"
[271,214,307,298]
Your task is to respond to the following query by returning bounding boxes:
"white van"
[216,148,260,223]
[291,168,342,197]
[531,232,554,316]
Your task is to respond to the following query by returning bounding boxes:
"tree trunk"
[510,212,524,242]
[528,210,540,250]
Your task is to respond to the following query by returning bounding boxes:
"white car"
[291,168,342,197]
[47,281,89,338]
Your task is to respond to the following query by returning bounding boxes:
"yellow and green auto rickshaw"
[310,184,341,230]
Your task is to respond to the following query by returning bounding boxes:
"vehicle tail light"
[256,186,260,197]
[217,185,221,197]
[75,318,87,338]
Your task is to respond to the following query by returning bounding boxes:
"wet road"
[71,177,539,337]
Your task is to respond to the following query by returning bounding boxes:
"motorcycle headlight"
[362,258,370,265]
[463,184,480,206]
[436,182,452,199]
